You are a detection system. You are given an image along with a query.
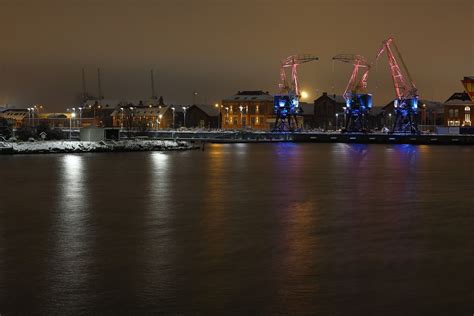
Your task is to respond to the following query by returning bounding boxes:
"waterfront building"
[299,102,316,129]
[444,92,472,127]
[221,91,274,130]
[0,109,28,127]
[110,104,173,129]
[185,105,219,128]
[442,76,474,127]
[313,92,346,130]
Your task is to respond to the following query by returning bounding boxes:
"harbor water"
[0,143,473,314]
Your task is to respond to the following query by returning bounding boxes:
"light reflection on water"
[1,144,473,315]
[139,152,175,306]
[46,154,91,312]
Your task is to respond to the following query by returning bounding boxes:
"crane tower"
[333,54,372,132]
[273,54,318,132]
[376,37,419,134]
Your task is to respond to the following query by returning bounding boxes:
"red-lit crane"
[333,54,373,132]
[333,54,371,100]
[279,54,319,96]
[376,37,419,134]
[274,54,319,131]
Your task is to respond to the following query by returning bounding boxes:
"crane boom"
[376,37,420,134]
[279,54,319,96]
[274,54,318,132]
[332,54,373,133]
[376,37,417,99]
[333,54,371,100]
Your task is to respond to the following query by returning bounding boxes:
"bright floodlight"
[301,91,309,99]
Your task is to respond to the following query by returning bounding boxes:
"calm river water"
[0,143,473,315]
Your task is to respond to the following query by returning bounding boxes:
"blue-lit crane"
[332,54,372,132]
[273,54,319,132]
[376,37,419,134]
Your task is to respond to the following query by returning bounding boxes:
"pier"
[131,131,474,145]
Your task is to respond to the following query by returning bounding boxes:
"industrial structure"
[376,37,419,134]
[273,54,318,131]
[332,54,372,132]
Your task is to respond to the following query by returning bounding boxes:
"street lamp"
[71,108,76,128]
[78,107,83,128]
[336,113,339,130]
[171,107,176,129]
[182,106,188,128]
[215,103,221,129]
[29,107,35,126]
[239,105,244,128]
[225,107,229,128]
[158,114,163,129]
[70,111,76,140]
[33,105,38,126]
[422,103,427,128]
[342,106,347,128]
[27,108,31,126]
[388,112,392,128]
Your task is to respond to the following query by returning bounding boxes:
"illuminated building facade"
[220,91,274,130]
[444,77,474,127]
[111,104,173,129]
[444,92,472,127]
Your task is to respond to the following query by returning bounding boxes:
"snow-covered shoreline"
[0,140,195,154]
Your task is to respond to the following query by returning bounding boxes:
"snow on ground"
[0,140,192,154]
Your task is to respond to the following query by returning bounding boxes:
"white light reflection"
[149,152,170,213]
[47,154,90,309]
[140,152,174,299]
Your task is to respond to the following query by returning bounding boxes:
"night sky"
[0,0,472,111]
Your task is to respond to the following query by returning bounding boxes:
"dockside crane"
[332,54,372,132]
[273,54,319,132]
[376,37,419,134]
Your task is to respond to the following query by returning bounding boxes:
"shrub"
[16,125,36,141]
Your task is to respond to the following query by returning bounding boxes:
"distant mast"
[150,69,157,100]
[97,68,104,100]
[81,67,88,102]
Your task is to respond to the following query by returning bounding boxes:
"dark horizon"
[0,0,472,111]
